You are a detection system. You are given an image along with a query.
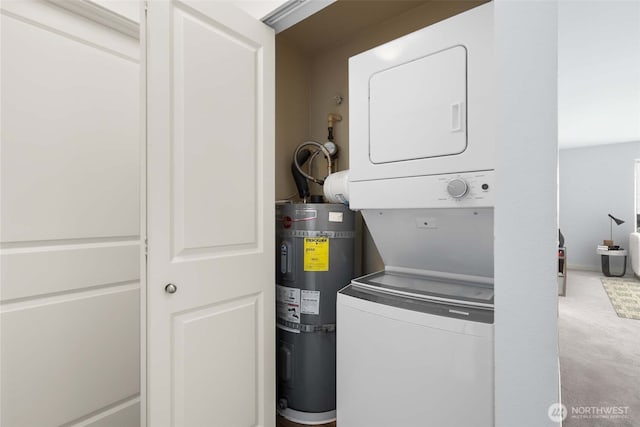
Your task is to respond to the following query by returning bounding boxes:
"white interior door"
[1,1,141,426]
[145,1,275,426]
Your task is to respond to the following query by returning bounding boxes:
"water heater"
[276,202,355,424]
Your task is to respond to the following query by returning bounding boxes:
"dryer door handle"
[451,102,465,133]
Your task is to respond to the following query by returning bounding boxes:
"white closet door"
[144,1,275,426]
[1,1,140,426]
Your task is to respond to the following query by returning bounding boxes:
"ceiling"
[558,0,640,149]
[276,1,430,54]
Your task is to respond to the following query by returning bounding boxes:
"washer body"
[337,273,494,427]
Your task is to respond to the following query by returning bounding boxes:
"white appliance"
[630,232,640,277]
[337,277,494,427]
[336,4,495,427]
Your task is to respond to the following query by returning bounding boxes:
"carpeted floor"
[559,270,640,426]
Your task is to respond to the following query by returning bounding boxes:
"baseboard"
[67,396,140,427]
[566,264,599,272]
[567,264,635,278]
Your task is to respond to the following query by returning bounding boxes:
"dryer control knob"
[447,178,468,198]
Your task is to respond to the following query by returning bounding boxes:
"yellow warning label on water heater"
[304,237,329,271]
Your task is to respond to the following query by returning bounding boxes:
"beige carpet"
[601,277,640,320]
[560,270,640,427]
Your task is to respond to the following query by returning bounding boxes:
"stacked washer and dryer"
[335,4,496,426]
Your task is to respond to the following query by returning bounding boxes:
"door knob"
[165,283,177,294]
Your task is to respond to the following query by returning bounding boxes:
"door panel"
[173,5,259,257]
[173,295,260,426]
[0,7,139,243]
[1,285,140,427]
[145,1,275,426]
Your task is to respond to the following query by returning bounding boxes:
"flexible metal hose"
[293,141,332,185]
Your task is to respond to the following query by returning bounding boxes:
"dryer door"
[369,45,467,164]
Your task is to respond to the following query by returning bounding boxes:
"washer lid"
[361,207,494,278]
[352,270,494,307]
[340,284,494,325]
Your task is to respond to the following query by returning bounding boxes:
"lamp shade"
[608,214,625,226]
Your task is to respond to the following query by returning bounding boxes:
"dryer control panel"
[349,170,495,210]
[438,172,493,204]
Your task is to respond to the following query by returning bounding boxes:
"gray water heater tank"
[276,202,355,423]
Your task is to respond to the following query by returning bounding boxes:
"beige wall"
[276,1,484,272]
[275,38,311,200]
